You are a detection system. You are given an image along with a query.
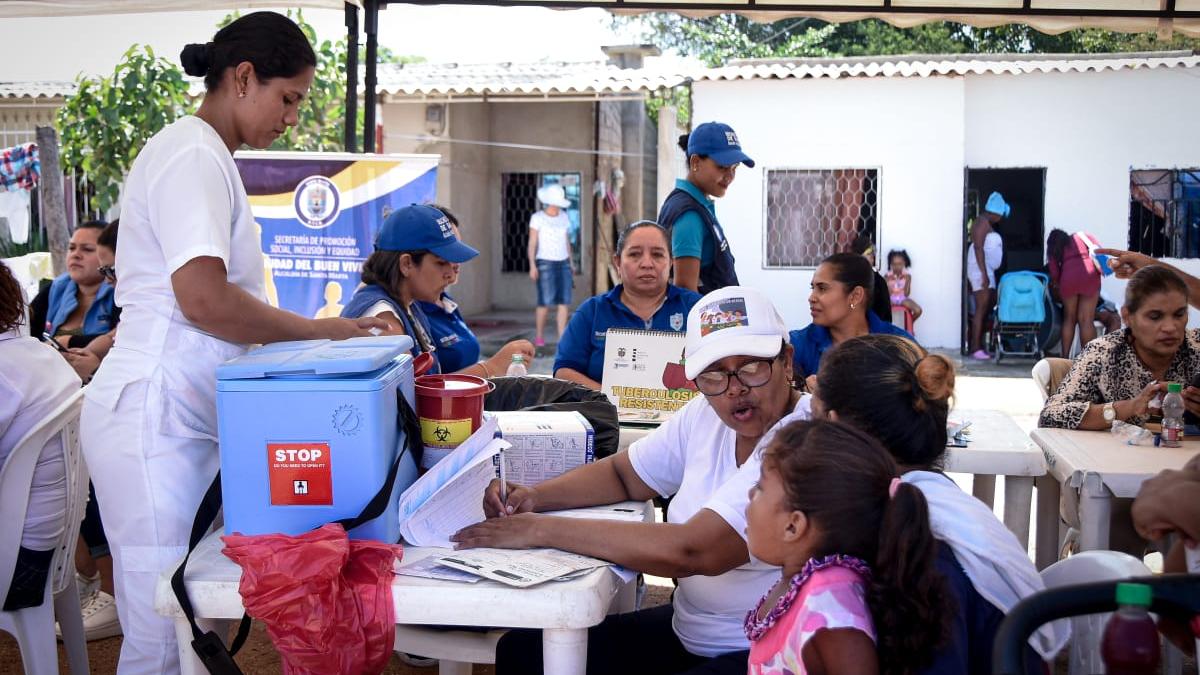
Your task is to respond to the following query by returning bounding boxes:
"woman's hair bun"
[914,354,955,403]
[180,43,211,77]
[677,133,690,154]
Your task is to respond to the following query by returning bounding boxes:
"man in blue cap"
[342,204,480,373]
[967,191,1010,359]
[657,121,755,295]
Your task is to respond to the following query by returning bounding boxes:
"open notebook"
[600,328,700,426]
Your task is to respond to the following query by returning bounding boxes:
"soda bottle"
[505,354,527,377]
[1161,382,1185,447]
[1100,582,1160,675]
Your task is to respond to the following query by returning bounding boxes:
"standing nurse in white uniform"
[81,13,383,674]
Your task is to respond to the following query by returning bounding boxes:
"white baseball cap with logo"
[683,286,790,380]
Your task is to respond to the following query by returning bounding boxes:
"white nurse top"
[627,394,811,658]
[86,115,265,440]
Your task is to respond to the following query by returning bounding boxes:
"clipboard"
[600,328,700,426]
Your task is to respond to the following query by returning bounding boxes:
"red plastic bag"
[221,524,402,675]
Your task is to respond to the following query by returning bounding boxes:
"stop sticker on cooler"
[267,442,333,506]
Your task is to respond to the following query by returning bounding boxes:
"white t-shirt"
[0,328,80,549]
[86,116,264,439]
[529,210,571,262]
[628,394,811,657]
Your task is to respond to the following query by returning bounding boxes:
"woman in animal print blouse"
[1040,265,1200,429]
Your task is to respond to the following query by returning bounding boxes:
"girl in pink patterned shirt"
[744,420,953,675]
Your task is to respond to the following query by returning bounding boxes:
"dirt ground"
[0,583,675,674]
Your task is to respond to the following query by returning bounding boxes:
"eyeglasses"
[98,265,116,282]
[694,357,776,396]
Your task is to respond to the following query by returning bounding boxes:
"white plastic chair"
[0,389,89,675]
[1040,550,1183,675]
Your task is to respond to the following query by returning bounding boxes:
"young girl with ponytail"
[815,335,1068,673]
[744,419,951,675]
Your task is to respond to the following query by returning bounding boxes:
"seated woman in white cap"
[343,204,531,377]
[453,286,808,675]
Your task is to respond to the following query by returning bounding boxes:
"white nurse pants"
[81,380,220,675]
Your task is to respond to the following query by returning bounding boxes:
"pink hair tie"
[888,477,902,499]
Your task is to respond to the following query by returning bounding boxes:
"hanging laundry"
[0,190,30,244]
[0,143,40,192]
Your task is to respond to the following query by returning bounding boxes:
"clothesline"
[0,143,39,246]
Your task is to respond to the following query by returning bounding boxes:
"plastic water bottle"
[1100,583,1160,675]
[505,354,527,377]
[1162,382,1185,447]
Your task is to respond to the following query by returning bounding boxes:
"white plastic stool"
[1041,551,1182,675]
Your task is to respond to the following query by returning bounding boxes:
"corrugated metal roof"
[377,60,688,98]
[0,81,76,99]
[700,51,1200,82]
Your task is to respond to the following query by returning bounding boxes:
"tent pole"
[344,2,359,153]
[363,0,379,153]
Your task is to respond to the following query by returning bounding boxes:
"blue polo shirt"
[554,284,702,383]
[416,293,480,374]
[789,312,914,379]
[668,179,716,267]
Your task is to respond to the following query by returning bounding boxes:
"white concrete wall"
[966,66,1200,324]
[692,76,967,348]
[694,65,1200,348]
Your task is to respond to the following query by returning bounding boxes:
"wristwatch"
[1103,402,1116,426]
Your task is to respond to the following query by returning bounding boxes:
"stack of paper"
[397,416,510,547]
[436,548,609,588]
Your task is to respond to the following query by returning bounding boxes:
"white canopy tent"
[0,1,357,17]
[1,0,1196,152]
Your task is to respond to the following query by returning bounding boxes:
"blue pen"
[498,448,508,509]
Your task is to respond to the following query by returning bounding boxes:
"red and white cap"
[684,286,789,380]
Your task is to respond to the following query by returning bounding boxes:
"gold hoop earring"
[238,91,246,98]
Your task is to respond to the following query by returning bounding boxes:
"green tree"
[55,45,193,213]
[624,15,1200,66]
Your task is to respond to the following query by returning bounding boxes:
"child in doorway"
[744,419,952,675]
[886,249,922,322]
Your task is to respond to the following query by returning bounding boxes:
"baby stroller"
[991,271,1050,363]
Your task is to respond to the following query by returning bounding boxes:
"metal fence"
[500,171,583,274]
[1129,169,1200,259]
[763,168,880,268]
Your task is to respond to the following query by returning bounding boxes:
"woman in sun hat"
[657,121,754,295]
[527,183,575,347]
[454,286,809,674]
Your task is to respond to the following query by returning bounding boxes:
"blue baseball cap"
[985,192,1011,218]
[687,122,755,168]
[375,204,479,263]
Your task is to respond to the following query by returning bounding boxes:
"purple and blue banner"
[234,151,439,319]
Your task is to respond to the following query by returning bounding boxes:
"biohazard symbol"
[434,426,452,443]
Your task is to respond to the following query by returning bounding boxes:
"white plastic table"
[620,408,1046,549]
[156,535,634,675]
[1030,427,1196,567]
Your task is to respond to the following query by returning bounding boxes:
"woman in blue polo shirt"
[790,252,913,381]
[657,122,753,296]
[555,221,702,389]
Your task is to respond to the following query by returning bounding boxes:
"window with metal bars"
[1129,169,1200,259]
[763,168,880,268]
[500,172,583,273]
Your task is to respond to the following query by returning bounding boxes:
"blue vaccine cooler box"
[215,335,418,542]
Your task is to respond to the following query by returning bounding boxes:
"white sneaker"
[71,590,122,641]
[75,571,100,604]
